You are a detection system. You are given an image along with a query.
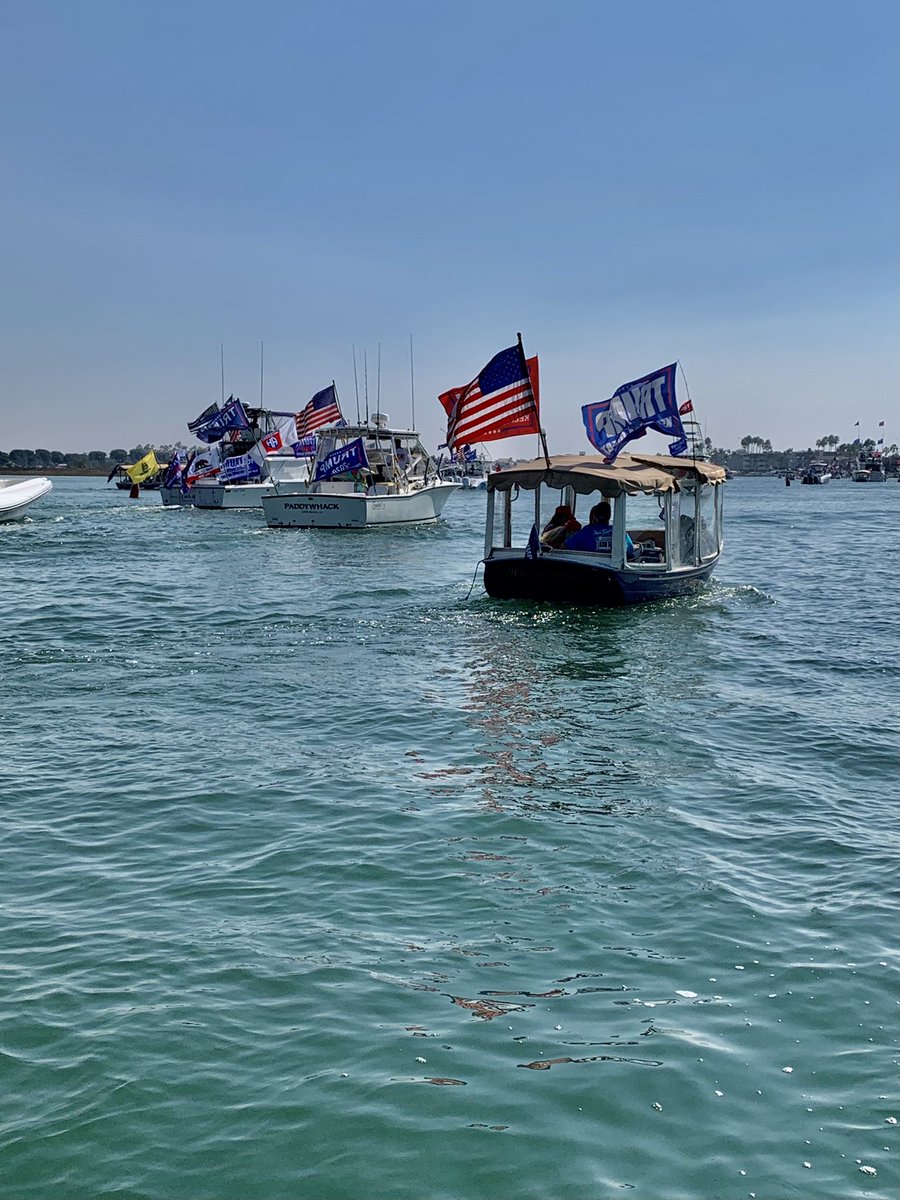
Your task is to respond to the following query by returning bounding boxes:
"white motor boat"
[184,451,314,506]
[262,416,459,529]
[0,476,53,520]
[800,462,832,484]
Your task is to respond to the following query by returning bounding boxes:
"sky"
[0,0,897,457]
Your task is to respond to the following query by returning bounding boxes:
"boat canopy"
[486,452,726,497]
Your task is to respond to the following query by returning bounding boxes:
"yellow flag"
[124,450,160,483]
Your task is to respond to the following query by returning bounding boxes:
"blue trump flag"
[524,524,542,560]
[581,364,687,463]
[314,437,369,481]
[191,397,252,444]
[220,453,261,483]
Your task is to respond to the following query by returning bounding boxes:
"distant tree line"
[709,433,898,472]
[0,444,186,470]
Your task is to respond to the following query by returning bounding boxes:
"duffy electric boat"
[481,452,725,605]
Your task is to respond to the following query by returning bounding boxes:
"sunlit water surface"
[1,476,897,1199]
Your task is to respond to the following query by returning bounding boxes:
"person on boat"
[564,501,636,560]
[540,505,581,548]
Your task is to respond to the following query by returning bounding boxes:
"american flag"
[295,385,343,438]
[440,345,540,451]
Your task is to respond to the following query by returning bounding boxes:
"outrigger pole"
[352,345,361,423]
[517,331,551,469]
[409,333,416,431]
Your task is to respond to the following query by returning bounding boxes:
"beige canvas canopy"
[486,452,726,497]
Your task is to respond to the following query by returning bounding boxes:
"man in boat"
[564,501,636,560]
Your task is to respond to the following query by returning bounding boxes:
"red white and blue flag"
[295,385,343,438]
[440,345,540,451]
[582,364,687,463]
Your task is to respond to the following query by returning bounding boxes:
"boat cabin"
[482,452,726,605]
[303,417,435,497]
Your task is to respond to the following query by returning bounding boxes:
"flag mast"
[517,332,550,469]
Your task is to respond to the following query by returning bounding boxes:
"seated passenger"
[564,501,636,559]
[540,504,581,548]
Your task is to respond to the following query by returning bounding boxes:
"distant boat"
[800,462,832,484]
[0,476,53,520]
[108,464,164,491]
[853,456,885,482]
[160,406,317,508]
[167,451,314,509]
[480,452,726,605]
[262,415,458,529]
[439,445,493,490]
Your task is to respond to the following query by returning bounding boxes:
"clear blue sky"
[1,0,896,455]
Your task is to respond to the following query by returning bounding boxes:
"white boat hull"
[0,476,53,520]
[159,486,194,506]
[263,482,459,528]
[192,481,281,509]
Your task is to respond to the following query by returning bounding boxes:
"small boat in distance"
[0,476,53,520]
[480,453,725,605]
[262,415,458,529]
[800,462,832,484]
[439,445,495,490]
[853,456,886,482]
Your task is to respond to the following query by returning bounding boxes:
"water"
[1,476,897,1200]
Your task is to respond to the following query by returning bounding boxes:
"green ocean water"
[1,476,897,1200]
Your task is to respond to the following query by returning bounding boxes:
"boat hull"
[263,483,458,528]
[191,481,280,509]
[0,477,53,520]
[483,552,717,605]
[159,486,194,507]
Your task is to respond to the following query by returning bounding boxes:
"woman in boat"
[564,501,636,560]
[540,504,581,548]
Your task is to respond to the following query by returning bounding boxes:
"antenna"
[677,359,699,464]
[409,333,416,430]
[259,340,264,407]
[376,342,381,414]
[219,344,225,405]
[352,345,361,423]
[364,348,369,423]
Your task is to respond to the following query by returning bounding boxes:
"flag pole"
[518,332,550,469]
